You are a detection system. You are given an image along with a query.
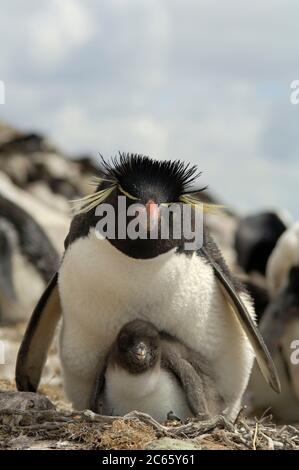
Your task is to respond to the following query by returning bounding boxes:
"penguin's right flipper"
[0,228,16,302]
[15,272,61,392]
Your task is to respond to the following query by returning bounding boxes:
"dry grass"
[0,386,298,450]
[0,381,298,450]
[66,418,156,450]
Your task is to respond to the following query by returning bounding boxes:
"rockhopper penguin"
[249,222,299,422]
[16,154,280,420]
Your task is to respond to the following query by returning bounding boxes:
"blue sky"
[1,0,299,217]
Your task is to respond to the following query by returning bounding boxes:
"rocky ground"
[1,378,299,450]
[2,321,298,451]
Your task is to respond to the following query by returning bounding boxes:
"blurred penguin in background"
[0,170,70,254]
[248,222,299,423]
[0,122,98,214]
[234,211,290,276]
[234,211,291,324]
[0,194,59,324]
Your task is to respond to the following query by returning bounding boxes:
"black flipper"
[201,245,281,394]
[15,272,61,392]
[0,226,16,301]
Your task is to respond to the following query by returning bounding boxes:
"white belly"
[102,365,192,422]
[58,229,254,414]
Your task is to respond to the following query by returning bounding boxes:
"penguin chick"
[90,320,221,422]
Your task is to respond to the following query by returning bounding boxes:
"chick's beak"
[135,342,147,361]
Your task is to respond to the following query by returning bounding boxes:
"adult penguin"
[16,154,279,420]
[234,211,289,276]
[0,194,59,324]
[249,222,299,422]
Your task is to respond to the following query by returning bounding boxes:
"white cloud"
[28,1,94,69]
[0,0,299,217]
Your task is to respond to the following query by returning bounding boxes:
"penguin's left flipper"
[201,242,281,394]
[15,272,61,392]
[160,340,210,418]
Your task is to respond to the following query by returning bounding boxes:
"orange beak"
[146,199,160,232]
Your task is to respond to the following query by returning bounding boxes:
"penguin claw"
[214,414,235,432]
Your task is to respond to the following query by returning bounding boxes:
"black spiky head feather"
[71,153,221,216]
[99,152,207,204]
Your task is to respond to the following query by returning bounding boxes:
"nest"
[0,390,298,450]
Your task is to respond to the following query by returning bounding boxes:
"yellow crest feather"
[70,185,116,215]
[179,194,224,214]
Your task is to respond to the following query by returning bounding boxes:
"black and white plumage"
[249,223,299,422]
[234,212,289,276]
[0,128,97,212]
[0,194,59,324]
[90,319,221,422]
[16,154,279,420]
[0,195,59,283]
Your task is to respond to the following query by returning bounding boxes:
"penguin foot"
[192,414,234,433]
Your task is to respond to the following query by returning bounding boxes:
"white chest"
[103,365,192,422]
